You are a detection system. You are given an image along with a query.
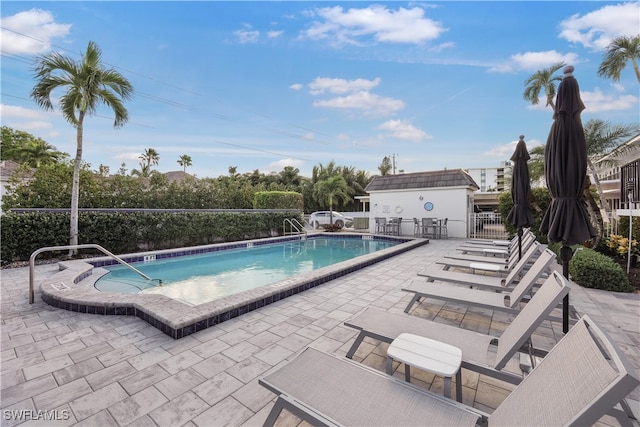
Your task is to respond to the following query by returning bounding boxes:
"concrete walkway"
[1,238,638,426]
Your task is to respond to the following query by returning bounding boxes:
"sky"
[1,1,639,179]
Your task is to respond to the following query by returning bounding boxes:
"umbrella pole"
[560,245,572,333]
[517,228,523,261]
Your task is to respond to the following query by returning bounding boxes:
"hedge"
[1,210,303,263]
[253,191,303,210]
[568,247,634,292]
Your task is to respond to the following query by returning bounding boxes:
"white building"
[364,169,479,238]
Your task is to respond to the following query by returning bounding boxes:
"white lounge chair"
[418,242,543,289]
[403,248,556,314]
[434,240,540,275]
[451,232,536,260]
[259,315,639,426]
[344,270,569,385]
[462,228,532,247]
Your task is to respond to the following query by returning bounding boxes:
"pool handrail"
[283,218,307,237]
[29,244,152,304]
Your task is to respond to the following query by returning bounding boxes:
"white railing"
[468,213,509,239]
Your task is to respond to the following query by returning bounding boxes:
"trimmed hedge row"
[1,210,303,263]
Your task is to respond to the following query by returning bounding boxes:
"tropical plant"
[597,34,640,84]
[585,120,640,241]
[378,156,393,175]
[312,175,351,224]
[523,62,565,110]
[177,154,192,172]
[1,126,66,166]
[30,40,133,251]
[140,148,160,169]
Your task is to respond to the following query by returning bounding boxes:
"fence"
[468,212,509,240]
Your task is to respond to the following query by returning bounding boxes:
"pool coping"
[37,233,429,339]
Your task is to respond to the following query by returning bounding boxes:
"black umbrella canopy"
[507,135,534,230]
[540,65,595,333]
[540,66,595,246]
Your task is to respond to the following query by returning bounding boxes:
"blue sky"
[1,1,639,179]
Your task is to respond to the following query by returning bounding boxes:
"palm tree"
[177,154,192,172]
[312,175,351,225]
[31,40,133,251]
[140,148,160,169]
[523,62,565,110]
[598,35,640,84]
[18,140,65,167]
[378,156,393,175]
[586,119,640,233]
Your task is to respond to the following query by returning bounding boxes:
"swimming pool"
[95,237,399,305]
[39,233,428,338]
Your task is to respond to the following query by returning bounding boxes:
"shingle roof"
[365,169,479,192]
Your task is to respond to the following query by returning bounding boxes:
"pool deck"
[1,238,639,426]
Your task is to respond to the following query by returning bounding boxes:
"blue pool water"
[95,237,399,305]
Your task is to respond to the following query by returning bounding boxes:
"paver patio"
[1,238,638,426]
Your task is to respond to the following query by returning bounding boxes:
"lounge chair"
[452,232,536,259]
[434,240,540,275]
[259,315,639,426]
[418,242,542,288]
[442,233,535,264]
[462,229,532,247]
[344,270,569,385]
[403,248,556,314]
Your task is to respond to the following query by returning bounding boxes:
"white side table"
[386,333,463,402]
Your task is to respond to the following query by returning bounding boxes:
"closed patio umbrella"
[540,65,595,332]
[506,135,534,261]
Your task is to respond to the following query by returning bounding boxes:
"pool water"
[94,237,398,305]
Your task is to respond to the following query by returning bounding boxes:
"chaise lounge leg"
[346,331,367,359]
[404,295,422,313]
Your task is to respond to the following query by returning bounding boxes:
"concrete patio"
[1,238,639,426]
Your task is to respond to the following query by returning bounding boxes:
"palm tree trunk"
[633,59,640,84]
[588,159,613,235]
[584,176,603,248]
[69,112,84,256]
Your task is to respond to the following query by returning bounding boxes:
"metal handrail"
[283,218,306,236]
[29,244,152,304]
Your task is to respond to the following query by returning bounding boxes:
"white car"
[309,211,353,229]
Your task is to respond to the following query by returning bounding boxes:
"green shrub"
[1,210,303,263]
[253,191,303,210]
[569,248,634,292]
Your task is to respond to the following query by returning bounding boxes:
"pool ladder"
[283,218,307,238]
[29,244,154,304]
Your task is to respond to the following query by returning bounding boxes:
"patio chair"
[417,242,543,291]
[344,270,569,384]
[402,249,575,325]
[259,315,639,426]
[374,217,387,234]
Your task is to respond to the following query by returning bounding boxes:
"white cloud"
[308,77,381,95]
[490,50,580,73]
[0,104,50,120]
[265,158,305,172]
[377,119,431,142]
[0,9,71,55]
[289,83,303,91]
[484,137,543,159]
[581,88,639,113]
[267,30,283,39]
[302,5,446,46]
[312,91,405,117]
[559,2,640,50]
[234,25,260,44]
